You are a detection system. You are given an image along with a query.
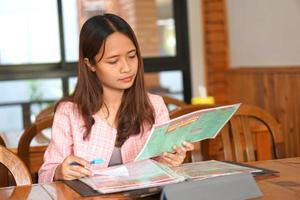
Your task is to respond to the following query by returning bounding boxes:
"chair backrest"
[201,104,285,162]
[162,95,187,113]
[169,104,217,119]
[0,145,32,186]
[0,136,8,187]
[17,115,53,169]
[33,105,55,145]
[35,105,55,122]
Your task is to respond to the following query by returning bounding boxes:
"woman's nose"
[120,59,131,73]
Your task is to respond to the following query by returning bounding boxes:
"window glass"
[0,0,60,64]
[62,0,176,62]
[62,0,79,62]
[0,79,62,103]
[145,70,183,100]
[68,76,78,94]
[68,71,183,100]
[159,71,183,100]
[0,79,62,132]
[30,103,54,122]
[0,106,22,133]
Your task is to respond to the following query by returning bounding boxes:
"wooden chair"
[0,135,5,146]
[34,105,55,144]
[17,115,53,182]
[35,105,54,122]
[0,136,8,187]
[170,104,217,119]
[161,95,187,113]
[169,104,285,163]
[200,104,285,162]
[0,145,32,186]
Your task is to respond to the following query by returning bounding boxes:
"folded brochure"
[135,103,240,161]
[80,159,261,194]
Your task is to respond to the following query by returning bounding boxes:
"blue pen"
[90,158,104,165]
[70,158,104,167]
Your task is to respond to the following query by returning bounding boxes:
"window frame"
[0,0,191,102]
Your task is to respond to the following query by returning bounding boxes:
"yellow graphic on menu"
[167,117,198,133]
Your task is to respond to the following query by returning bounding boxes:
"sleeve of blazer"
[38,102,74,183]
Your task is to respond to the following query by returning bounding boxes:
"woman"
[39,13,194,183]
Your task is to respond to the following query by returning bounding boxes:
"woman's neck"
[99,88,124,128]
[102,88,123,108]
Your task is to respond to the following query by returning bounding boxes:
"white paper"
[92,165,129,177]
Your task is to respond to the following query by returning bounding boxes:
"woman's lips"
[119,75,134,83]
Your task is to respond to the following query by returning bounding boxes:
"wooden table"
[0,157,299,199]
[251,157,300,200]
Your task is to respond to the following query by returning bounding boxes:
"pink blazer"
[38,94,169,183]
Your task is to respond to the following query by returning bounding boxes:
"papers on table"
[91,165,129,177]
[80,159,183,194]
[80,159,262,194]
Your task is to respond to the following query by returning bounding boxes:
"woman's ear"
[84,58,96,72]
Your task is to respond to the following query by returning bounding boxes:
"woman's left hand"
[158,141,194,167]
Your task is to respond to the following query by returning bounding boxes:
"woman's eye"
[128,53,136,59]
[107,60,118,64]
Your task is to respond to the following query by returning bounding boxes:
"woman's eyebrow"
[105,55,119,59]
[105,49,136,59]
[127,49,136,54]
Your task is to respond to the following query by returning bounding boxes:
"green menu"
[135,103,240,161]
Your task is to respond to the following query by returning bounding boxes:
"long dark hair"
[57,14,155,147]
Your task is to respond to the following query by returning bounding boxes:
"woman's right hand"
[54,155,92,181]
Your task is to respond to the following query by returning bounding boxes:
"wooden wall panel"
[227,67,300,157]
[202,1,300,157]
